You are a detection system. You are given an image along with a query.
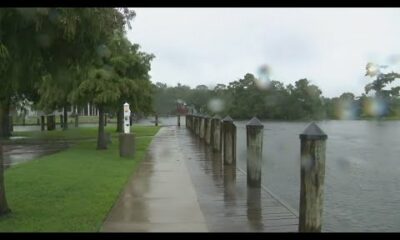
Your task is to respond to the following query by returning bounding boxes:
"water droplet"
[207,98,225,113]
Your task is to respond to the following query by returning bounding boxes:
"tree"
[72,34,154,147]
[285,79,324,120]
[0,9,45,138]
[107,33,154,132]
[225,73,266,119]
[0,140,10,215]
[34,8,136,130]
[364,62,400,117]
[0,7,135,216]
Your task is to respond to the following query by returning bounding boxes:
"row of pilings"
[185,114,328,232]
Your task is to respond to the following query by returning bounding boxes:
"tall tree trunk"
[47,115,55,131]
[116,107,123,133]
[97,105,107,150]
[22,111,26,126]
[74,106,79,128]
[9,116,13,133]
[59,115,63,129]
[0,140,11,216]
[63,106,68,130]
[41,116,45,131]
[0,102,11,138]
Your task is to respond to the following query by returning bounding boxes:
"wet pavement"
[101,127,208,232]
[101,126,298,232]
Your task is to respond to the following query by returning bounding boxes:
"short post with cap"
[205,116,212,145]
[246,117,264,187]
[212,115,222,152]
[222,116,236,165]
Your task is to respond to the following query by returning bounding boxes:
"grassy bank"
[0,126,160,232]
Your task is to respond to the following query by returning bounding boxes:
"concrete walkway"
[101,126,298,232]
[101,127,208,232]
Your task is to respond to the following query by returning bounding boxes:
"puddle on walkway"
[2,141,70,169]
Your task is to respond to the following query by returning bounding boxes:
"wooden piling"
[199,115,204,139]
[177,114,181,127]
[212,115,222,152]
[299,122,327,232]
[246,117,264,187]
[222,116,236,165]
[155,114,158,126]
[199,115,205,139]
[185,114,189,128]
[196,115,201,137]
[205,116,212,145]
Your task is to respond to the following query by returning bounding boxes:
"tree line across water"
[153,65,400,121]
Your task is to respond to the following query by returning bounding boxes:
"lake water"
[233,120,400,232]
[13,117,400,231]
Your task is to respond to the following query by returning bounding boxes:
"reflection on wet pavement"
[177,127,298,232]
[102,126,298,232]
[101,127,207,232]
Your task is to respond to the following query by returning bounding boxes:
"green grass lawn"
[0,126,160,232]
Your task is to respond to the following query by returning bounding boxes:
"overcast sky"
[126,8,400,98]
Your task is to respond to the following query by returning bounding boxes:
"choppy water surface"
[234,120,400,232]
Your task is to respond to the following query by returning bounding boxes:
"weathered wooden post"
[246,117,264,187]
[299,122,327,232]
[222,116,236,165]
[155,114,158,126]
[196,115,201,137]
[199,115,205,139]
[247,187,262,230]
[193,115,197,135]
[192,115,196,135]
[197,115,201,137]
[212,115,222,152]
[205,116,212,145]
[190,115,193,132]
[177,114,181,127]
[187,114,191,130]
[223,164,236,202]
[203,116,209,142]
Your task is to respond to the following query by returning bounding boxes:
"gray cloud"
[126,8,400,97]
